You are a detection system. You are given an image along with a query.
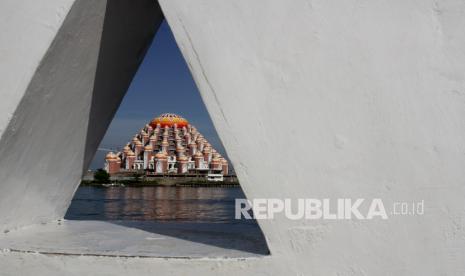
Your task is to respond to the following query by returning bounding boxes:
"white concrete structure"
[0,0,163,230]
[2,0,465,275]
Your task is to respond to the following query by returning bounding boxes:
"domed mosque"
[104,113,229,179]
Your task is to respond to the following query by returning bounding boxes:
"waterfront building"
[104,113,229,176]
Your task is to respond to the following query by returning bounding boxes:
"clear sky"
[89,20,224,169]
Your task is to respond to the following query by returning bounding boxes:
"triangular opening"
[64,20,269,257]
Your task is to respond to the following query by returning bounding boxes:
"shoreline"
[82,173,240,188]
[80,180,240,188]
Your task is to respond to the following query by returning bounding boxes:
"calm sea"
[65,186,250,224]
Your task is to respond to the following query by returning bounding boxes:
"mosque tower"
[104,113,229,177]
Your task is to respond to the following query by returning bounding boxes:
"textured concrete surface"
[160,0,465,274]
[0,220,268,258]
[0,250,279,276]
[0,0,74,136]
[0,0,163,231]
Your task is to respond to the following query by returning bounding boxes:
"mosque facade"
[104,113,229,177]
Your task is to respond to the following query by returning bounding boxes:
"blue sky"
[89,21,224,169]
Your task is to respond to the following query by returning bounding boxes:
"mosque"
[104,113,229,178]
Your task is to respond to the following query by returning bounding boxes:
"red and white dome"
[150,113,189,128]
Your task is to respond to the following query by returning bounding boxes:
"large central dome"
[150,113,189,128]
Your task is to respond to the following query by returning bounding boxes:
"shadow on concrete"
[110,220,270,255]
[82,0,164,176]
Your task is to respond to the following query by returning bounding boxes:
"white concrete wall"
[0,0,163,231]
[0,0,75,137]
[160,0,465,274]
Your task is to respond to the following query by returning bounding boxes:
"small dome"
[221,158,228,164]
[127,150,135,157]
[194,151,203,158]
[135,140,142,145]
[149,135,157,141]
[132,136,139,143]
[150,113,189,128]
[178,156,188,162]
[105,152,115,160]
[144,144,153,151]
[211,157,221,163]
[155,151,167,159]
